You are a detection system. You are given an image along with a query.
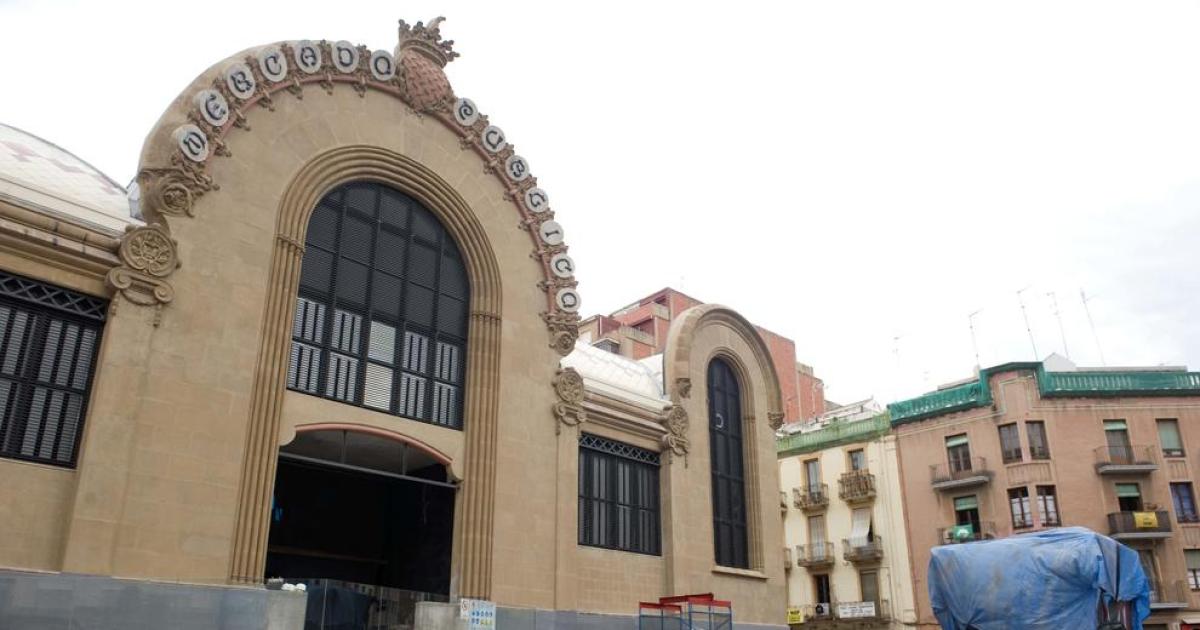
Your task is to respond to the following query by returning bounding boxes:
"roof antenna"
[1081,289,1106,366]
[968,310,982,371]
[1046,291,1069,359]
[1017,286,1039,360]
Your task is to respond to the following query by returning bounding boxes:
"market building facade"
[0,19,788,629]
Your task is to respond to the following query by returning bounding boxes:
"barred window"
[578,433,661,555]
[0,271,105,467]
[287,182,469,429]
[709,357,749,568]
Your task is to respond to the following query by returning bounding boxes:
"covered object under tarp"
[928,527,1151,630]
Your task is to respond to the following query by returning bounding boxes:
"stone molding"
[552,367,586,433]
[226,146,504,602]
[132,18,579,350]
[660,404,690,456]
[104,223,180,324]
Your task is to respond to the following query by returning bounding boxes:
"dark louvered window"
[287,182,469,430]
[578,433,661,555]
[709,357,749,568]
[0,271,105,468]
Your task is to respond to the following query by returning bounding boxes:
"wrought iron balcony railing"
[930,457,993,490]
[842,536,884,563]
[839,470,877,504]
[796,542,836,568]
[794,484,829,512]
[1094,445,1158,474]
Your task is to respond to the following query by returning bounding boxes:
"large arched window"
[286,182,469,429]
[708,357,748,568]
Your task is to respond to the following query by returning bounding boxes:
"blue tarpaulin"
[928,527,1151,629]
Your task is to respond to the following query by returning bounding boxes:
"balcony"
[843,536,884,564]
[783,546,793,572]
[800,600,890,625]
[839,470,877,505]
[795,542,836,569]
[1108,510,1172,540]
[1040,370,1200,398]
[930,457,993,491]
[1094,445,1158,474]
[938,521,997,544]
[888,380,990,425]
[794,484,829,513]
[1148,579,1189,610]
[780,490,788,513]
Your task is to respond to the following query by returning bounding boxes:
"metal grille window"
[709,358,749,569]
[0,271,105,468]
[287,183,469,429]
[577,433,661,555]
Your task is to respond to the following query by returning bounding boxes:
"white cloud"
[2,0,1197,404]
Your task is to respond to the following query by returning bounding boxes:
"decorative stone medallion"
[552,367,586,433]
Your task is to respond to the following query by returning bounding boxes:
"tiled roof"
[561,342,667,410]
[0,123,133,233]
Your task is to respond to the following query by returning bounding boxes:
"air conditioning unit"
[814,602,831,617]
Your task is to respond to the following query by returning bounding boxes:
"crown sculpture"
[397,17,460,67]
[396,17,459,112]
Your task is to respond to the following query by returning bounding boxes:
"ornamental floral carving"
[106,223,180,324]
[552,367,586,433]
[133,17,580,346]
[768,412,785,430]
[660,404,689,456]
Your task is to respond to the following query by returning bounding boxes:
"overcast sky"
[2,0,1198,406]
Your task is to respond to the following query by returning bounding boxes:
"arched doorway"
[265,429,456,628]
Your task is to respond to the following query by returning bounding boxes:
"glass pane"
[431,382,458,427]
[435,342,460,383]
[405,284,435,327]
[339,215,373,262]
[1158,420,1183,452]
[408,242,438,287]
[402,331,429,372]
[344,184,377,216]
[335,258,368,306]
[305,204,339,250]
[325,353,359,401]
[330,310,362,354]
[398,372,427,419]
[374,229,406,276]
[287,342,322,393]
[363,363,392,410]
[368,321,396,363]
[292,298,325,344]
[299,247,334,293]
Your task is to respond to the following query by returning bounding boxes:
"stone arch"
[120,19,566,599]
[121,19,580,353]
[289,422,453,469]
[663,304,785,428]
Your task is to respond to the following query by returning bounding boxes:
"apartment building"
[889,358,1200,630]
[778,402,917,628]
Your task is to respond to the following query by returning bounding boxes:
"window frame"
[1157,418,1185,458]
[287,182,470,430]
[1036,485,1061,526]
[577,433,662,556]
[998,423,1022,464]
[1026,421,1051,460]
[0,271,106,469]
[708,357,750,569]
[1171,482,1199,524]
[1186,550,1200,591]
[848,448,867,472]
[1008,486,1033,529]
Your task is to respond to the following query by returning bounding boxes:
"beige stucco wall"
[894,368,1200,629]
[779,434,917,628]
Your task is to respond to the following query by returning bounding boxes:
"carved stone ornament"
[544,311,581,357]
[660,404,689,456]
[768,411,785,430]
[674,377,692,400]
[552,367,586,433]
[106,223,180,324]
[134,17,580,347]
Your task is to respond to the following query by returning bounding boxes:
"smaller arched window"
[708,357,749,568]
[286,182,469,429]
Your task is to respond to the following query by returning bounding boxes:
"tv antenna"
[1080,289,1106,366]
[968,310,982,370]
[1017,286,1039,360]
[1046,291,1069,359]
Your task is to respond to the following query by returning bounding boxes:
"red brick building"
[579,288,827,424]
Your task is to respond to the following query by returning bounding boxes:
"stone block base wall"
[415,602,787,630]
[0,569,306,629]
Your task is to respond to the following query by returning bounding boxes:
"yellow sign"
[786,607,804,624]
[1133,512,1159,528]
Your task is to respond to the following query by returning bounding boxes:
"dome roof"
[561,342,668,410]
[0,123,133,233]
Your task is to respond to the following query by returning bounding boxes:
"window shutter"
[1115,483,1141,498]
[1187,550,1200,571]
[945,435,969,448]
[954,496,978,511]
[1104,420,1128,431]
[1158,420,1183,452]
